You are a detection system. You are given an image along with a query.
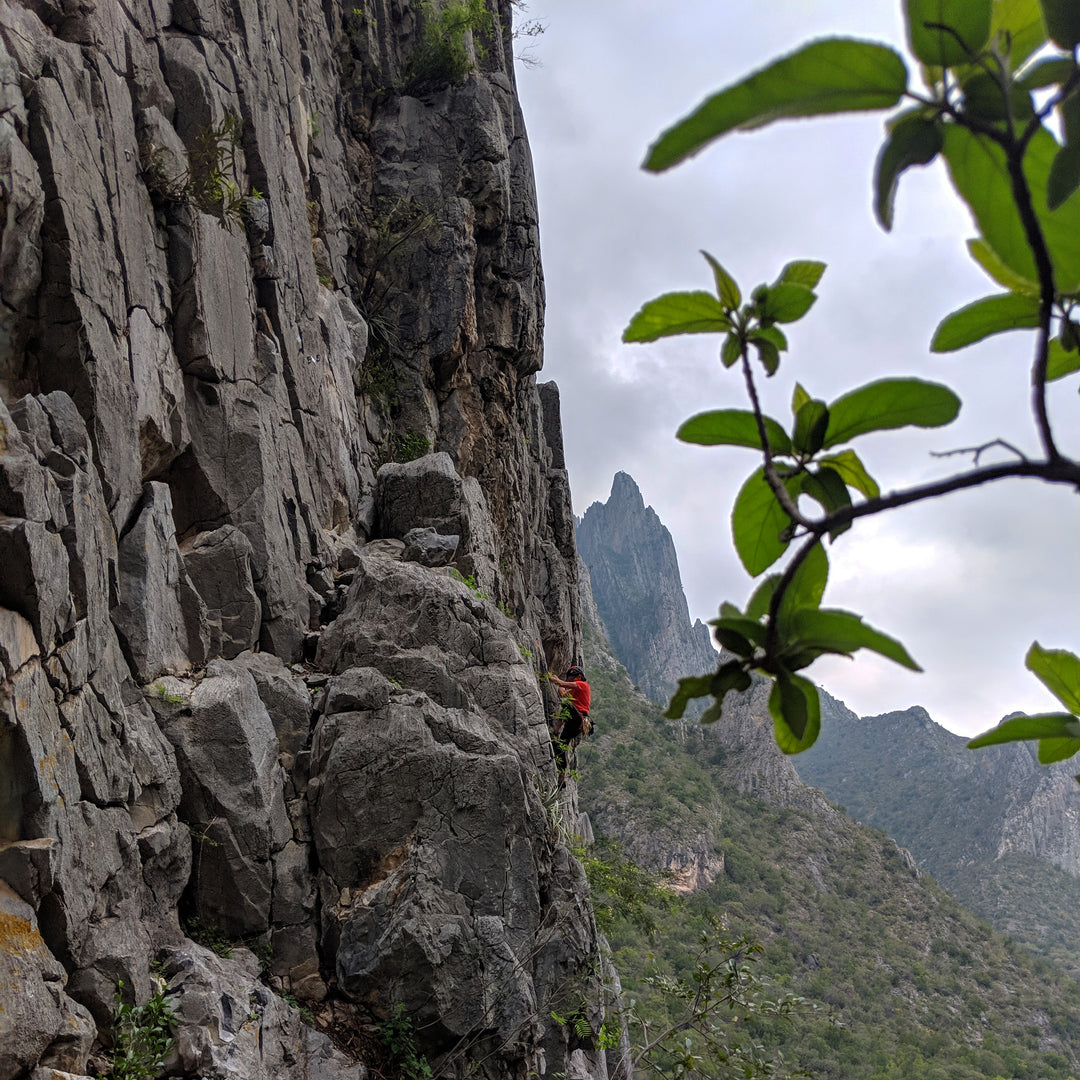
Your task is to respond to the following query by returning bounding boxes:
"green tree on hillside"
[625,0,1080,766]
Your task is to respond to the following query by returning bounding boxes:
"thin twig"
[929,439,1030,465]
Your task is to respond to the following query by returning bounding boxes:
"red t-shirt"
[568,679,590,715]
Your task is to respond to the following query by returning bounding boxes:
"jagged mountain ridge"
[576,472,716,709]
[0,3,613,1078]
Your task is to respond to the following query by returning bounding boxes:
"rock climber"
[548,665,591,775]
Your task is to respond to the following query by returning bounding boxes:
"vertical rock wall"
[0,1,598,1077]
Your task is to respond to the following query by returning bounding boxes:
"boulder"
[376,453,500,595]
[402,526,458,567]
[0,884,93,1080]
[151,660,291,935]
[160,943,362,1080]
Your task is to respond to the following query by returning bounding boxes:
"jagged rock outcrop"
[0,0,606,1076]
[576,473,715,707]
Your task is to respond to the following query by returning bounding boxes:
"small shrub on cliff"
[575,835,675,937]
[141,112,262,232]
[378,1004,433,1080]
[107,977,175,1080]
[404,0,494,93]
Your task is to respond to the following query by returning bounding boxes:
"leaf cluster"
[107,978,175,1080]
[626,0,1080,760]
[378,1004,433,1080]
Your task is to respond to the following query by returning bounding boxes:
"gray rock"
[181,525,262,659]
[160,943,362,1080]
[152,660,291,935]
[111,482,209,683]
[231,650,313,760]
[376,452,500,593]
[402,525,459,567]
[360,538,405,560]
[0,884,90,1080]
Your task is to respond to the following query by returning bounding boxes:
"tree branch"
[929,439,1030,465]
[825,457,1080,531]
[739,350,814,529]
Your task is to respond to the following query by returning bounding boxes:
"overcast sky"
[513,0,1080,738]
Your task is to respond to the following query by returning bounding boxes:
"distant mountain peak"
[576,472,716,710]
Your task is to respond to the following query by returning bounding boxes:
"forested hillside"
[797,692,1080,977]
[577,643,1080,1079]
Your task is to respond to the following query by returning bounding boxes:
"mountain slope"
[576,645,1080,1079]
[797,691,1080,975]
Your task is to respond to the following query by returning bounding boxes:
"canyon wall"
[0,1,604,1077]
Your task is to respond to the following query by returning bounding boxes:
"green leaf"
[787,608,922,670]
[966,237,1039,295]
[930,292,1041,351]
[677,409,793,454]
[746,575,780,621]
[664,674,716,720]
[823,378,961,447]
[731,467,794,576]
[1041,0,1080,48]
[665,661,752,721]
[721,333,742,368]
[769,672,822,753]
[874,112,944,230]
[760,282,817,323]
[968,711,1080,748]
[943,125,1080,294]
[961,72,1035,124]
[791,398,830,455]
[818,449,881,499]
[1018,57,1076,90]
[701,251,741,309]
[799,468,853,537]
[777,260,827,289]
[623,292,733,342]
[1063,93,1080,146]
[754,337,781,375]
[1026,642,1080,712]
[712,614,767,652]
[720,601,743,619]
[753,324,789,352]
[1039,737,1080,764]
[791,383,812,414]
[990,0,1047,70]
[778,543,829,628]
[1048,144,1080,211]
[1048,337,1080,379]
[904,0,992,66]
[644,38,908,172]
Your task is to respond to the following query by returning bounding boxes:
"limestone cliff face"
[0,2,601,1078]
[576,473,715,709]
